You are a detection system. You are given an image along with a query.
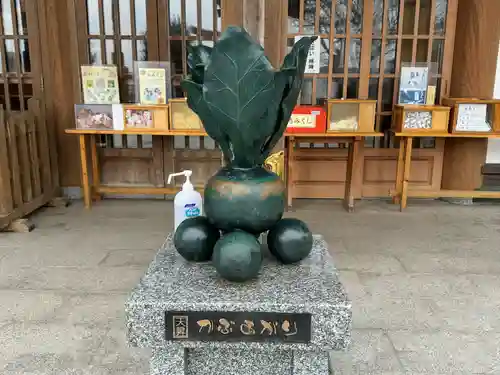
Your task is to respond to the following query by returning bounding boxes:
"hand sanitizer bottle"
[167,170,203,231]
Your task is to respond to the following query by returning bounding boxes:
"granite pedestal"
[125,235,352,375]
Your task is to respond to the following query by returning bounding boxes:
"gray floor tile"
[1,199,500,374]
[0,291,64,324]
[388,330,500,374]
[329,329,403,374]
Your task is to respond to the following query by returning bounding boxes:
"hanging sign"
[294,36,320,74]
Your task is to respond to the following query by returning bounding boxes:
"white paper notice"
[294,36,320,74]
[112,104,124,130]
[456,104,491,132]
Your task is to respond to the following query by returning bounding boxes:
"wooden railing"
[0,98,59,231]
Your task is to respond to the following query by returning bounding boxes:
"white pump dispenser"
[167,170,203,231]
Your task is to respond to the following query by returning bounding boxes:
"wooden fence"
[0,98,59,231]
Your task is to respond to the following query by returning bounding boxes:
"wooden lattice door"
[73,0,164,190]
[157,0,223,190]
[286,0,457,198]
[72,0,225,193]
[0,0,44,111]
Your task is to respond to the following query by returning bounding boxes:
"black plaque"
[165,311,311,344]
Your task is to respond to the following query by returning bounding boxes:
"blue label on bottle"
[184,203,200,218]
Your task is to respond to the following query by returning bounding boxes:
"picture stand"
[134,61,171,105]
[74,104,115,130]
[397,63,437,105]
[80,65,120,105]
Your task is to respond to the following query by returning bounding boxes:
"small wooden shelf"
[326,99,376,133]
[442,97,500,134]
[393,104,450,133]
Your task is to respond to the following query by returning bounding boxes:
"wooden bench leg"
[78,134,91,209]
[393,136,406,204]
[90,135,101,201]
[286,137,295,210]
[343,138,360,213]
[400,137,413,211]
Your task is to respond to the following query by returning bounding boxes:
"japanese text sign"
[294,36,320,74]
[165,311,312,344]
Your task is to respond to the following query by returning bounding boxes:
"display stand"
[285,99,381,212]
[391,101,500,210]
[392,104,450,133]
[65,128,207,209]
[327,99,376,132]
[442,98,500,134]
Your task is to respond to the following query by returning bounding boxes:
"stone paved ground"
[1,199,500,374]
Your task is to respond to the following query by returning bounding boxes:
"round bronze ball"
[212,231,262,282]
[267,218,313,264]
[173,216,220,262]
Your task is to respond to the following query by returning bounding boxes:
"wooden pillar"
[441,0,500,191]
[222,0,286,156]
[264,0,286,67]
[221,0,244,29]
[39,0,81,187]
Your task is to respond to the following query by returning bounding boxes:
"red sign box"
[285,106,327,134]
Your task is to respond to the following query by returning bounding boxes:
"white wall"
[486,42,500,163]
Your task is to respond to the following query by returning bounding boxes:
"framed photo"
[398,65,429,105]
[124,106,154,130]
[169,98,204,132]
[122,105,169,131]
[80,65,120,104]
[134,61,171,105]
[74,104,114,130]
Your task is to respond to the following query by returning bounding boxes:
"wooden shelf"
[286,132,383,138]
[397,189,500,199]
[394,132,500,138]
[66,129,208,136]
[96,185,205,195]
